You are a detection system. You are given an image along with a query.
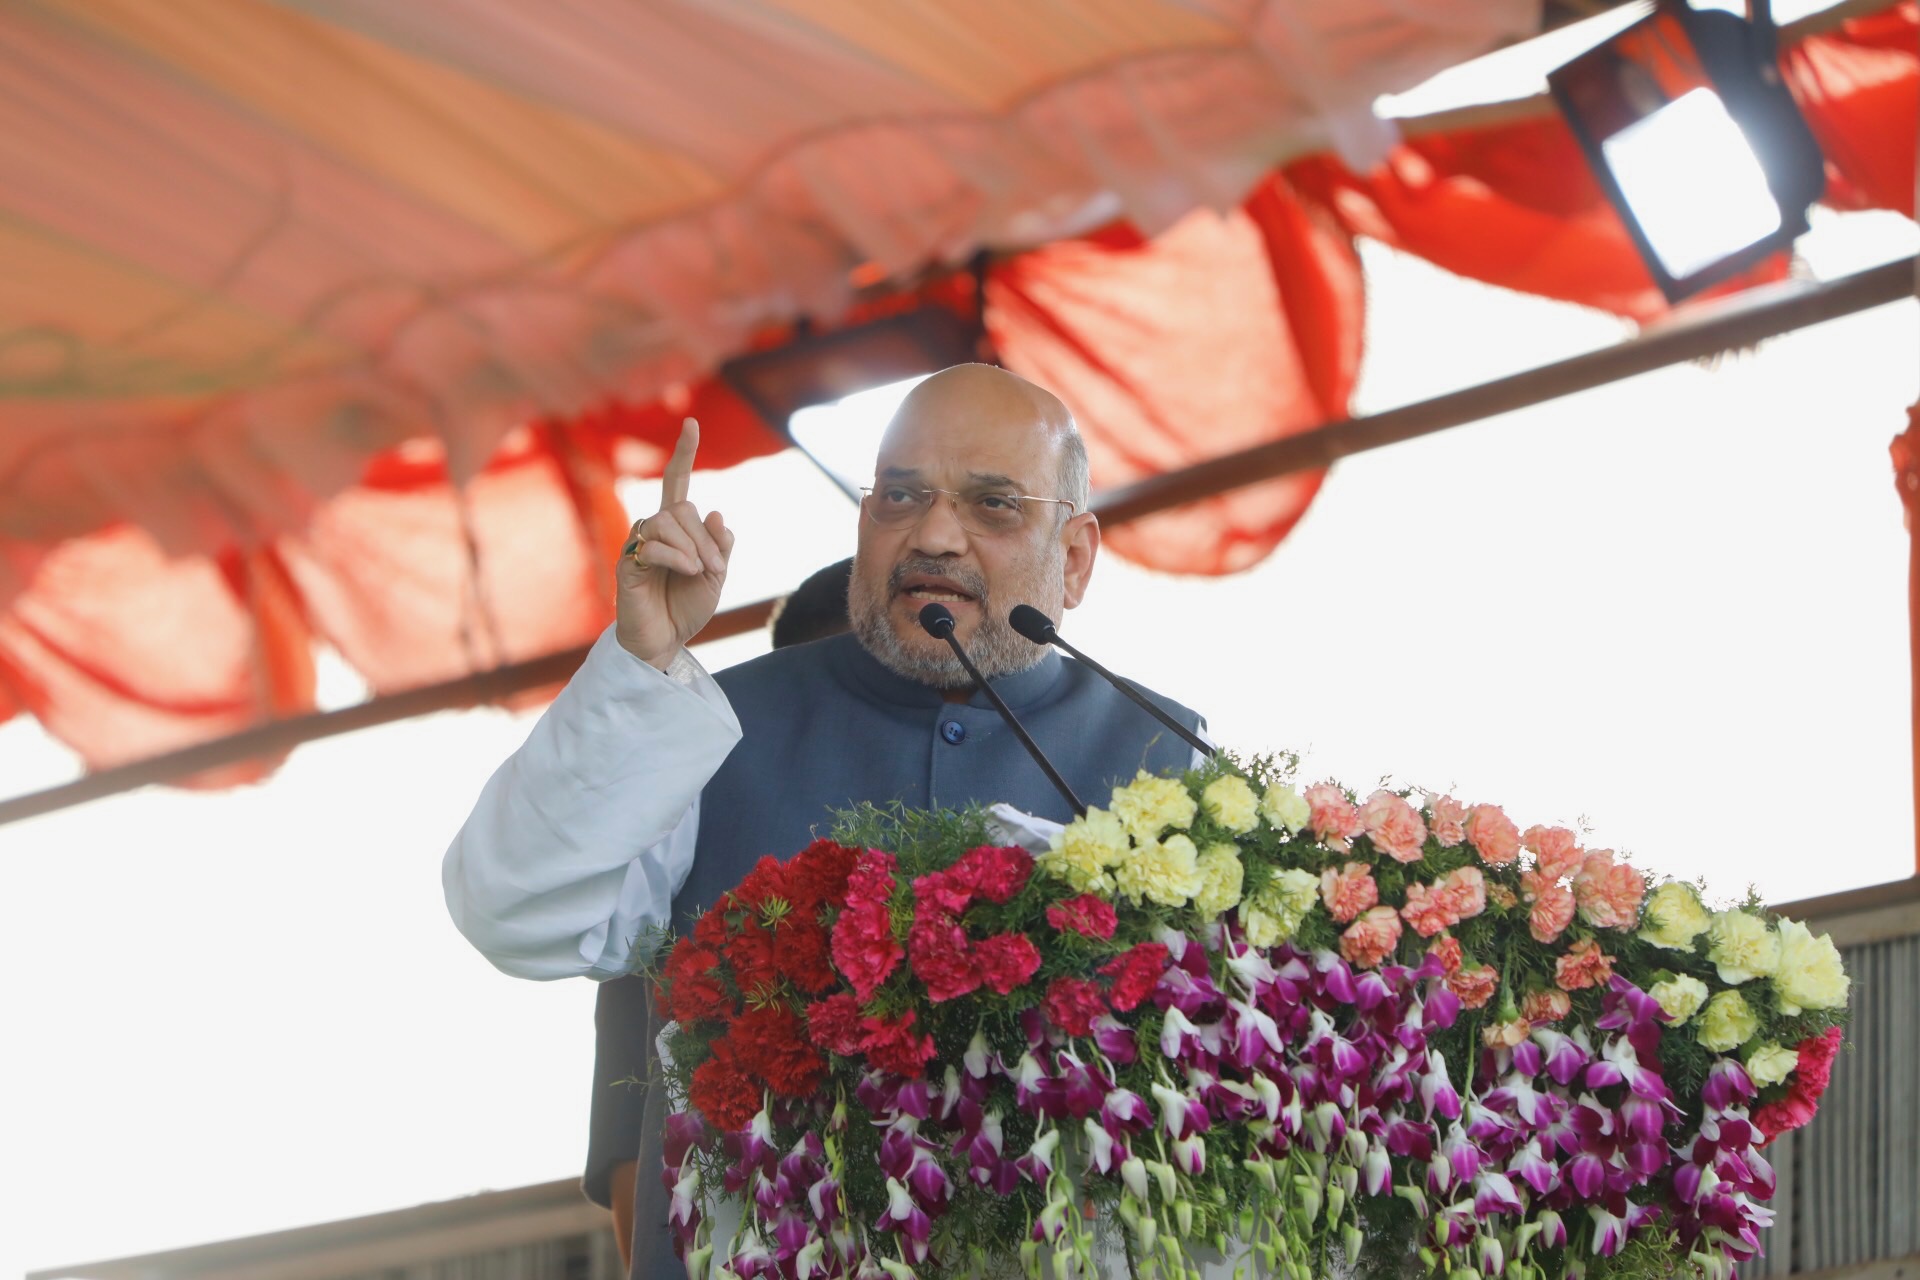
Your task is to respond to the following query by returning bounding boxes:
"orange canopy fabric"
[0,3,1914,782]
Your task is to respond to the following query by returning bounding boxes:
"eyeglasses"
[859,484,1079,536]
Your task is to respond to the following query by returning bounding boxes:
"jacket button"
[940,719,967,745]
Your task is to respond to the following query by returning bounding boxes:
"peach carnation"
[1520,870,1576,944]
[1360,790,1428,864]
[1573,850,1645,930]
[1428,934,1464,975]
[1465,804,1521,866]
[1426,794,1469,848]
[1339,905,1403,970]
[1304,783,1363,852]
[1319,861,1379,924]
[1523,824,1585,881]
[1400,867,1487,938]
[1554,937,1615,991]
[1483,1017,1532,1049]
[1521,989,1571,1023]
[1448,963,1499,1009]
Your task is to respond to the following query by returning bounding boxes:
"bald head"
[880,364,1088,511]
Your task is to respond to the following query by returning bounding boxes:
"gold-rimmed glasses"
[859,484,1078,536]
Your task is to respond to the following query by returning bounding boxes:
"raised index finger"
[662,417,699,508]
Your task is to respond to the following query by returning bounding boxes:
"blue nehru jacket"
[618,630,1203,1279]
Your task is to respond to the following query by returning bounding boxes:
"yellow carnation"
[1706,910,1779,985]
[1260,783,1310,833]
[1640,882,1713,951]
[1772,918,1850,1015]
[1192,843,1246,917]
[1200,775,1259,835]
[1040,806,1130,894]
[1115,833,1203,908]
[1649,974,1710,1025]
[1109,771,1198,842]
[1697,989,1760,1053]
[1241,867,1319,945]
[1746,1042,1800,1087]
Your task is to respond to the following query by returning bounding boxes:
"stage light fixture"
[720,305,980,498]
[1549,0,1826,302]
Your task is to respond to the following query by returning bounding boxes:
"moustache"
[887,557,989,602]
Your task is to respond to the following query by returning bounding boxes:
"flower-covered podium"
[649,760,1850,1280]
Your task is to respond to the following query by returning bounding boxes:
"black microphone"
[1008,604,1215,759]
[917,603,1086,816]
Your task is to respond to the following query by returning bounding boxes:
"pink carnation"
[1521,870,1576,943]
[1573,850,1645,930]
[1523,825,1585,881]
[1754,1025,1844,1142]
[1554,937,1615,991]
[831,900,903,1002]
[907,912,979,1002]
[952,845,1034,904]
[1448,964,1499,1009]
[1399,867,1487,938]
[1521,989,1571,1023]
[1045,894,1118,940]
[1339,905,1403,970]
[1319,862,1379,924]
[1464,804,1521,866]
[844,849,898,907]
[1428,934,1464,975]
[1360,790,1428,864]
[1427,794,1469,848]
[1043,976,1108,1036]
[1304,783,1364,852]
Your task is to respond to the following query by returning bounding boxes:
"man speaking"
[443,363,1205,1276]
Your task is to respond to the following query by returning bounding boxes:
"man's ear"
[1060,513,1100,610]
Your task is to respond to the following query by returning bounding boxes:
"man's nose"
[910,492,971,557]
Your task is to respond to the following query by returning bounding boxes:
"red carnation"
[786,840,859,913]
[730,855,789,912]
[844,850,899,907]
[1043,976,1108,1036]
[725,917,778,994]
[1101,942,1171,1013]
[831,900,903,1002]
[689,1037,762,1132]
[732,1004,828,1097]
[1045,894,1118,940]
[908,912,980,1002]
[860,1010,937,1078]
[807,992,867,1056]
[912,868,974,917]
[661,941,734,1024]
[953,845,1034,904]
[1755,1025,1844,1141]
[693,909,731,950]
[973,933,1043,994]
[774,919,838,994]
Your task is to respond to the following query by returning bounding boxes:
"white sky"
[2,204,1916,1276]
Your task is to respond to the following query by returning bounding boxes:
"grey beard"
[849,558,1048,690]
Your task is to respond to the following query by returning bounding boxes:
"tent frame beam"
[0,254,1913,830]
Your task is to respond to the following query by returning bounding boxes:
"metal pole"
[1,256,1913,830]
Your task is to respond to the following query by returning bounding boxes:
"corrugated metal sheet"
[1756,933,1920,1275]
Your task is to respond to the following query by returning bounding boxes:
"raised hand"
[615,418,736,670]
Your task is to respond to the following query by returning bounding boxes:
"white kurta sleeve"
[442,625,743,981]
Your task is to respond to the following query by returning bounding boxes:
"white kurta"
[442,626,738,981]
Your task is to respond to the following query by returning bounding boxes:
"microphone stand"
[918,604,1086,817]
[1008,604,1214,759]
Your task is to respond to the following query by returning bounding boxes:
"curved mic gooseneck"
[1007,604,1215,759]
[917,603,1086,817]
